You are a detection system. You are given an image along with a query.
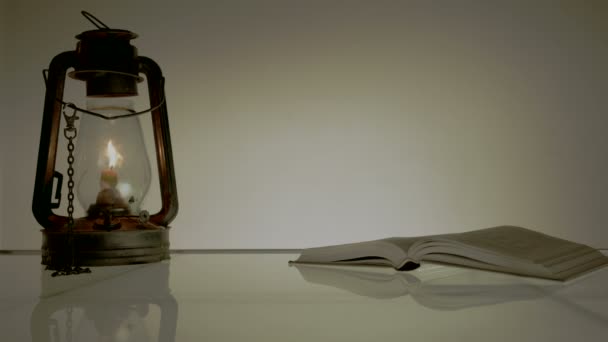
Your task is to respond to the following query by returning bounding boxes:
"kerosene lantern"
[32,12,178,274]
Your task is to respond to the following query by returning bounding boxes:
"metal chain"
[63,106,78,231]
[50,105,91,277]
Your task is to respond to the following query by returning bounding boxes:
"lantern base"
[41,229,170,267]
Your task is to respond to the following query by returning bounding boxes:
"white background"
[1,0,607,250]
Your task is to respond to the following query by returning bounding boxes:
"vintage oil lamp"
[32,12,178,274]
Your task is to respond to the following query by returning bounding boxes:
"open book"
[290,226,608,281]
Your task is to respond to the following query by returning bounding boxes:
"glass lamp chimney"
[74,99,152,218]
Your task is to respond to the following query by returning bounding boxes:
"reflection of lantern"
[32,12,178,272]
[31,262,178,342]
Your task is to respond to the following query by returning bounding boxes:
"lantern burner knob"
[93,208,125,231]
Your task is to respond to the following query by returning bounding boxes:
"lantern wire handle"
[42,69,48,87]
[42,69,166,120]
[81,10,110,29]
[58,96,166,120]
[41,70,166,120]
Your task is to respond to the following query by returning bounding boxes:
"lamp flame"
[106,140,123,169]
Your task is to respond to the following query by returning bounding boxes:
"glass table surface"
[1,251,607,341]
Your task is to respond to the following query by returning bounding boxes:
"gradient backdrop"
[1,0,607,249]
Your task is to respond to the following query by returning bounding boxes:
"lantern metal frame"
[32,14,178,269]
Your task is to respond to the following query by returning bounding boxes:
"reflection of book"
[293,263,560,310]
[291,226,608,280]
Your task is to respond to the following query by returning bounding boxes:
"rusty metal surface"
[41,229,170,267]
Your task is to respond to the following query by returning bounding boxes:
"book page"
[383,237,422,255]
[434,226,590,265]
[294,239,409,267]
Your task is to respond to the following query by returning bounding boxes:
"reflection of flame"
[106,140,123,168]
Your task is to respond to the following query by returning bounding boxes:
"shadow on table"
[30,261,177,342]
[292,263,568,311]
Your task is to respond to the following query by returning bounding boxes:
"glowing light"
[116,182,133,199]
[106,140,123,168]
